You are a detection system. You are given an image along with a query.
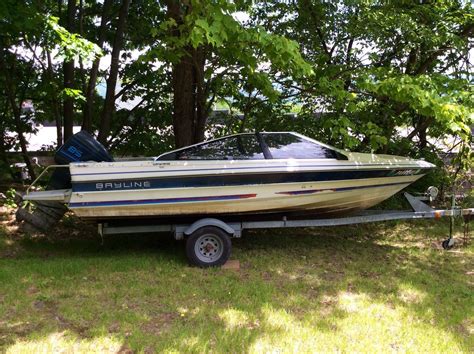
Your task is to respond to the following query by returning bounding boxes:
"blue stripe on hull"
[70,193,257,208]
[277,181,409,195]
[69,181,409,209]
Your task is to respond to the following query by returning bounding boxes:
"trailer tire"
[442,239,454,250]
[186,226,231,267]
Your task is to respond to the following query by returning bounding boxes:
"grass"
[0,212,473,353]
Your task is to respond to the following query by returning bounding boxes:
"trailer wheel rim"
[194,234,224,263]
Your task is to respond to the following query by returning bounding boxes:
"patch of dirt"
[108,321,121,333]
[33,300,47,310]
[1,202,97,243]
[321,269,345,282]
[0,320,41,346]
[0,249,19,259]
[49,215,98,241]
[458,319,474,336]
[360,270,381,278]
[18,212,98,242]
[319,294,337,306]
[31,298,89,336]
[117,344,135,354]
[140,312,178,336]
[0,206,8,218]
[0,208,20,235]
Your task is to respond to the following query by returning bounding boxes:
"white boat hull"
[69,174,423,219]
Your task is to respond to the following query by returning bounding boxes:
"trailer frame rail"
[99,192,473,242]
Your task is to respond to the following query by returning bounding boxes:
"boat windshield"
[261,133,343,159]
[157,133,265,160]
[157,132,346,160]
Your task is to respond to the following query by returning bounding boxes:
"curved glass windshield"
[157,134,265,160]
[157,132,346,160]
[261,133,343,159]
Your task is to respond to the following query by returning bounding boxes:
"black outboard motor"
[48,131,114,190]
[55,131,113,164]
[17,131,114,233]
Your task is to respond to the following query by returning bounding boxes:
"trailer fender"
[184,218,236,237]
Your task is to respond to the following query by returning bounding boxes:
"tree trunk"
[171,47,208,148]
[419,127,427,150]
[172,53,196,147]
[82,0,113,133]
[63,0,76,142]
[0,127,15,179]
[0,48,36,180]
[167,1,208,148]
[97,0,131,145]
[46,50,63,147]
[193,47,207,143]
[415,116,430,150]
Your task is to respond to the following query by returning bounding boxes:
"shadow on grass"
[0,219,472,352]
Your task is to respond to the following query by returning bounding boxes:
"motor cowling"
[49,131,114,190]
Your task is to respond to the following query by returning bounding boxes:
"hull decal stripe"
[276,181,409,195]
[72,170,424,192]
[71,164,429,177]
[69,193,257,208]
[69,182,410,209]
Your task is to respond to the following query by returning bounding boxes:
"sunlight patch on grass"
[173,335,201,353]
[338,291,368,313]
[462,319,474,335]
[6,331,122,353]
[219,308,250,330]
[331,290,466,353]
[398,285,427,304]
[262,305,294,331]
[223,298,467,353]
[250,306,320,353]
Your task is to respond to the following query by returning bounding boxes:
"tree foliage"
[244,0,473,183]
[0,0,472,186]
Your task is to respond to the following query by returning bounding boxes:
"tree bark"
[167,1,208,148]
[63,0,76,142]
[171,47,208,148]
[97,0,131,145]
[82,0,113,133]
[0,48,36,180]
[172,51,196,147]
[419,125,428,150]
[406,116,433,141]
[46,50,63,147]
[193,47,207,143]
[0,124,15,179]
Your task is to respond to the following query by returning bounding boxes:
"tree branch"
[414,23,474,75]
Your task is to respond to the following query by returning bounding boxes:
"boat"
[23,131,435,221]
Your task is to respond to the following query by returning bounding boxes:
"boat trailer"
[98,191,473,267]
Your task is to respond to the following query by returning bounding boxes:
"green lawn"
[0,215,473,353]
